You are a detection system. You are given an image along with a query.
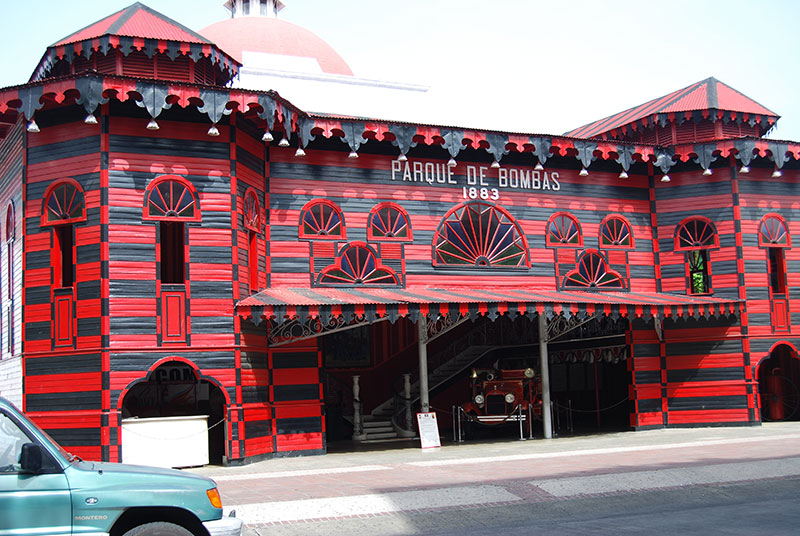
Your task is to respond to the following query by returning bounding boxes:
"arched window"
[5,206,13,242]
[674,217,718,295]
[433,201,529,268]
[318,243,398,285]
[759,214,790,296]
[546,212,583,247]
[5,203,13,299]
[367,202,412,241]
[143,175,201,222]
[599,215,633,248]
[243,189,261,294]
[5,203,13,355]
[40,178,86,226]
[243,189,260,232]
[759,214,790,247]
[688,250,710,294]
[41,179,87,289]
[674,217,718,251]
[299,199,345,239]
[144,176,200,285]
[563,250,625,289]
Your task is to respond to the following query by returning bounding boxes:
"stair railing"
[398,319,495,393]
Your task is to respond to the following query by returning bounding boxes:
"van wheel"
[122,522,193,536]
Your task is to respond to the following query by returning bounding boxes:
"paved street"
[188,423,800,535]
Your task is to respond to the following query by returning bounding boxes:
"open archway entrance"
[444,314,631,440]
[758,344,800,422]
[321,312,632,448]
[121,361,227,465]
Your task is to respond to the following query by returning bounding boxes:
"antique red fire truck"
[462,360,543,423]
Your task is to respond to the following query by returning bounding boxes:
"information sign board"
[416,412,441,449]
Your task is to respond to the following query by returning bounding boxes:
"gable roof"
[565,77,779,139]
[52,2,211,46]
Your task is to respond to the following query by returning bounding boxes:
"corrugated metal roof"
[236,286,741,322]
[52,2,211,46]
[565,77,779,139]
[51,7,127,46]
[663,83,708,113]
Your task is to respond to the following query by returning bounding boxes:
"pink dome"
[200,17,353,76]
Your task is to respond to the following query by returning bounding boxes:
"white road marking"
[210,464,389,481]
[228,485,520,523]
[531,457,800,497]
[407,433,800,467]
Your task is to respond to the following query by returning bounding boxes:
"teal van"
[0,396,242,536]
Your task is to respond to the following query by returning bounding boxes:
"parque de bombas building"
[0,1,798,466]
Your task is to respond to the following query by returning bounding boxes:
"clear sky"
[3,0,799,141]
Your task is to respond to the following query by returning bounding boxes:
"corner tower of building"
[30,2,240,86]
[565,77,780,144]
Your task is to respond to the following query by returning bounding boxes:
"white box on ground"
[121,415,209,468]
[416,412,441,449]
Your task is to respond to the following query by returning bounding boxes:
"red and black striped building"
[0,3,799,465]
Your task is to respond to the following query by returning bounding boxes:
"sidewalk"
[188,421,800,480]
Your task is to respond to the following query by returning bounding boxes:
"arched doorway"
[121,361,227,465]
[758,344,800,422]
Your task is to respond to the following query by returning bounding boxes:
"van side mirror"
[19,443,43,473]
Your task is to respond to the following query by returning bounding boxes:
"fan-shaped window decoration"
[367,202,412,241]
[40,179,86,226]
[143,175,200,221]
[243,189,260,232]
[675,217,718,251]
[563,250,625,289]
[433,202,529,268]
[299,199,345,239]
[318,243,398,285]
[599,215,633,248]
[759,214,790,247]
[546,213,583,247]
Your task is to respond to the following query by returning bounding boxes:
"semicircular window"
[599,215,633,248]
[318,243,398,285]
[434,202,529,267]
[546,213,582,247]
[299,199,344,239]
[563,251,625,289]
[675,217,718,250]
[144,176,200,221]
[759,214,790,247]
[368,203,412,241]
[41,179,86,225]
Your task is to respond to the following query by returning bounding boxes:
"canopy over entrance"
[237,286,742,345]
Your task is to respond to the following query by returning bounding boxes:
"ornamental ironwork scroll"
[546,312,600,342]
[268,314,375,347]
[425,312,472,344]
